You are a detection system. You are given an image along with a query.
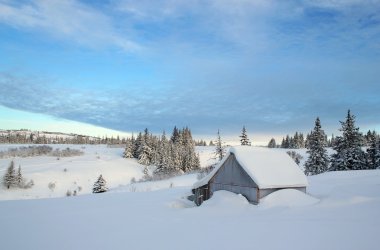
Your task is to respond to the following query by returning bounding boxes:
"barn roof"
[193,146,308,189]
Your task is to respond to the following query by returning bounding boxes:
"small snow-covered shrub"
[48,182,56,191]
[23,180,34,189]
[287,151,303,165]
[130,177,136,184]
[66,190,72,196]
[196,165,215,180]
[51,148,83,157]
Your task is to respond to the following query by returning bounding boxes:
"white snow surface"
[0,145,380,250]
[194,146,308,189]
[259,188,320,208]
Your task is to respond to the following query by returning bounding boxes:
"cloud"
[0,0,379,138]
[1,66,380,137]
[0,0,140,52]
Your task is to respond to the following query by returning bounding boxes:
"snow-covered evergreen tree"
[214,129,226,161]
[304,117,329,176]
[138,143,152,165]
[123,139,134,158]
[366,131,380,169]
[16,165,24,187]
[3,161,17,189]
[330,110,365,171]
[93,174,108,193]
[239,126,250,146]
[268,138,276,148]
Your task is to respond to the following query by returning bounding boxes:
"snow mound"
[202,191,249,208]
[260,189,319,208]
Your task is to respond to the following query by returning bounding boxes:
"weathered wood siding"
[258,186,306,199]
[209,153,259,203]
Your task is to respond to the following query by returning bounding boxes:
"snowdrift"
[259,189,319,208]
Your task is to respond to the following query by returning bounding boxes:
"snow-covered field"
[0,145,379,250]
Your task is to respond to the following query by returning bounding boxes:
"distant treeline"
[0,130,127,144]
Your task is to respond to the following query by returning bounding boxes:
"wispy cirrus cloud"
[0,0,140,52]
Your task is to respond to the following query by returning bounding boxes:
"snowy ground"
[0,145,379,249]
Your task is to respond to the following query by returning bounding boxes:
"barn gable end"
[209,153,259,203]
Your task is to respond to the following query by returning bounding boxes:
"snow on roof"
[193,146,308,189]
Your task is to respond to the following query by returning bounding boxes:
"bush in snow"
[23,179,34,189]
[287,151,303,166]
[130,177,136,184]
[48,182,56,191]
[93,175,108,193]
[66,190,72,196]
[196,165,215,180]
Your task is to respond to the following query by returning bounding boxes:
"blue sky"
[0,0,380,143]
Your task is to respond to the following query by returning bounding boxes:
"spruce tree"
[214,129,226,161]
[123,139,134,158]
[304,117,329,175]
[3,161,17,189]
[16,165,24,187]
[93,174,108,193]
[268,138,276,148]
[366,132,380,169]
[330,110,365,171]
[240,126,250,146]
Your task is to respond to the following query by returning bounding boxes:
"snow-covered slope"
[0,145,379,250]
[0,169,379,250]
[0,144,145,200]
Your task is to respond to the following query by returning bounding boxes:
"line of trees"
[304,110,380,175]
[123,127,200,177]
[0,130,127,145]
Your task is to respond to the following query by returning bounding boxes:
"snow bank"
[260,189,319,208]
[201,190,250,208]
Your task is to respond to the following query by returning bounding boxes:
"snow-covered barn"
[192,146,308,205]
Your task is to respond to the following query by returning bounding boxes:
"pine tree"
[330,110,365,171]
[3,161,17,189]
[304,117,329,175]
[366,132,380,169]
[268,138,276,148]
[170,126,180,144]
[16,165,24,187]
[214,129,226,161]
[93,174,108,193]
[240,126,250,146]
[123,139,134,158]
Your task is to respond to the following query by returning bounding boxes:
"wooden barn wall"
[210,154,258,203]
[259,187,307,199]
